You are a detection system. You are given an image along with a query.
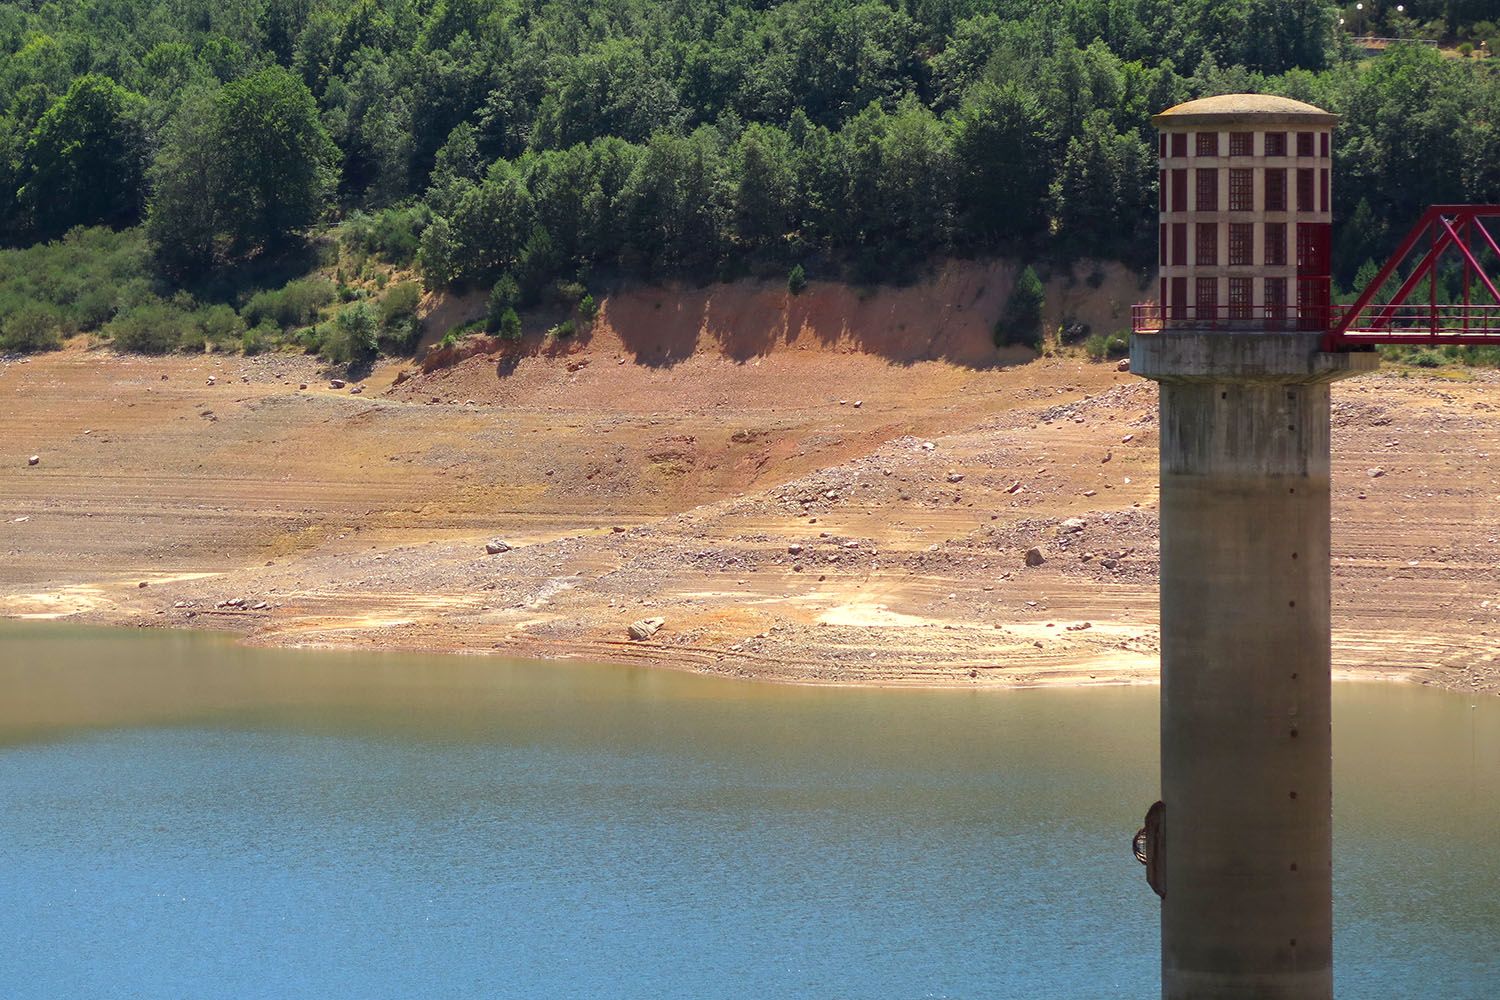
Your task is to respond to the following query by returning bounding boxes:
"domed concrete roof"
[1152,94,1337,128]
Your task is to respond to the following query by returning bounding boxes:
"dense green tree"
[148,68,337,273]
[18,75,148,240]
[614,127,729,274]
[730,124,796,254]
[953,82,1056,245]
[1051,109,1152,253]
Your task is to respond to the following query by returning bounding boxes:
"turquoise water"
[0,624,1496,998]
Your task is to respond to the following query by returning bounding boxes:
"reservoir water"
[1,622,1496,998]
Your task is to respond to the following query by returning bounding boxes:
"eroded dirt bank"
[3,273,1499,692]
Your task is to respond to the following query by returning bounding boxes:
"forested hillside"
[1,0,1498,356]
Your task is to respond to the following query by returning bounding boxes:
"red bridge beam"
[1326,205,1500,350]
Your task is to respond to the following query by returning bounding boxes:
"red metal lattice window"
[1160,223,1167,266]
[1170,277,1187,320]
[1320,168,1329,212]
[1171,132,1187,158]
[1159,169,1167,210]
[1229,169,1254,211]
[1264,168,1287,212]
[1229,132,1253,157]
[1265,276,1287,328]
[1296,222,1330,274]
[1296,168,1315,212]
[1296,132,1315,157]
[1229,223,1253,266]
[1264,222,1287,265]
[1320,132,1330,158]
[1171,222,1187,266]
[1196,132,1219,157]
[1197,222,1218,266]
[1196,169,1218,212]
[1228,277,1252,319]
[1298,277,1331,330]
[1171,168,1187,212]
[1159,134,1167,158]
[1265,131,1287,157]
[1196,277,1218,318]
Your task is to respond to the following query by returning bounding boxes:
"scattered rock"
[137,581,149,588]
[1060,517,1087,534]
[628,617,665,641]
[1367,468,1385,478]
[1117,358,1131,372]
[27,455,39,466]
[787,543,803,555]
[1101,451,1112,464]
[853,400,862,408]
[350,385,364,394]
[946,472,965,483]
[298,383,308,390]
[612,525,627,533]
[1006,481,1023,494]
[1121,434,1134,443]
[921,441,935,451]
[330,379,346,389]
[1024,546,1046,567]
[392,370,412,386]
[485,539,513,555]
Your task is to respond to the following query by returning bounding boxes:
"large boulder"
[628,617,665,641]
[1024,547,1046,567]
[485,539,513,554]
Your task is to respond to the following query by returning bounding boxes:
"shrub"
[1084,332,1129,360]
[486,273,520,332]
[371,204,427,265]
[242,322,274,355]
[105,299,195,353]
[198,303,245,349]
[788,264,807,295]
[322,301,379,363]
[549,318,575,338]
[497,307,521,340]
[996,265,1045,348]
[553,279,587,306]
[241,276,336,329]
[378,280,423,353]
[577,293,597,321]
[0,304,64,353]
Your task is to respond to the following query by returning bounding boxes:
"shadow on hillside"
[600,263,1040,371]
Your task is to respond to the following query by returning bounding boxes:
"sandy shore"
[4,278,1499,694]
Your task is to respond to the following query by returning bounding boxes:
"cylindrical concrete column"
[1133,331,1375,1000]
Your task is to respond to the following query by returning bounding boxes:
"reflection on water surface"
[0,623,1496,998]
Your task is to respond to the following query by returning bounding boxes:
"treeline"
[2,0,1500,355]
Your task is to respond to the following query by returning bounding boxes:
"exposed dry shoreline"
[4,272,1499,694]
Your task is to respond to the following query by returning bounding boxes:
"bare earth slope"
[3,270,1499,693]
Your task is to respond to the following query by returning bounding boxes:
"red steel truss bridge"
[1327,205,1500,350]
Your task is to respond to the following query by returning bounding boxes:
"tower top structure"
[1152,94,1338,129]
[1147,93,1336,333]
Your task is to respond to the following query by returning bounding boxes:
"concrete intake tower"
[1130,95,1377,998]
